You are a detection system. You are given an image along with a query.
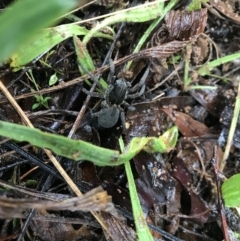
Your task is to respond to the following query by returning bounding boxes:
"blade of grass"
[82,0,166,45]
[119,137,154,241]
[220,78,240,171]
[0,121,178,166]
[0,0,79,62]
[73,36,108,88]
[10,24,112,70]
[183,44,191,90]
[198,52,240,76]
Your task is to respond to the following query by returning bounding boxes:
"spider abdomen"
[96,107,120,128]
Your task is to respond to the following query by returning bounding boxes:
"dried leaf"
[30,210,88,241]
[142,40,189,58]
[210,0,240,24]
[161,108,214,137]
[127,96,195,137]
[165,9,208,41]
[189,86,234,117]
[102,212,137,241]
[170,157,209,224]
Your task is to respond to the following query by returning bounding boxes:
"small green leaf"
[222,174,240,207]
[12,218,18,228]
[42,97,51,108]
[32,103,40,110]
[169,55,181,64]
[49,73,58,86]
[43,97,51,102]
[34,95,42,102]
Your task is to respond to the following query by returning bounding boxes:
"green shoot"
[183,44,191,90]
[188,0,209,11]
[119,137,154,241]
[221,78,240,171]
[169,54,181,65]
[26,69,51,109]
[73,35,108,89]
[198,52,240,76]
[32,95,51,110]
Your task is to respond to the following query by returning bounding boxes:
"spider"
[82,60,150,131]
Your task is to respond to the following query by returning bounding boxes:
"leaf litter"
[1,1,240,241]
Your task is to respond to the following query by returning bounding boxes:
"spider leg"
[121,101,135,111]
[107,59,115,85]
[100,100,108,108]
[91,109,101,118]
[82,88,104,98]
[128,63,150,93]
[127,84,146,99]
[121,101,130,107]
[120,111,127,133]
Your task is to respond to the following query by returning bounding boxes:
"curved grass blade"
[198,52,240,76]
[82,0,166,44]
[0,121,177,166]
[0,120,119,166]
[10,24,112,71]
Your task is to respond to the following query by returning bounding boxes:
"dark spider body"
[107,79,128,105]
[96,106,120,128]
[82,60,150,129]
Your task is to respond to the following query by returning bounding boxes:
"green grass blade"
[73,36,108,88]
[125,160,154,240]
[10,24,112,70]
[0,120,119,166]
[82,0,166,44]
[119,137,154,241]
[0,0,78,62]
[0,121,177,166]
[198,52,240,76]
[221,79,240,171]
